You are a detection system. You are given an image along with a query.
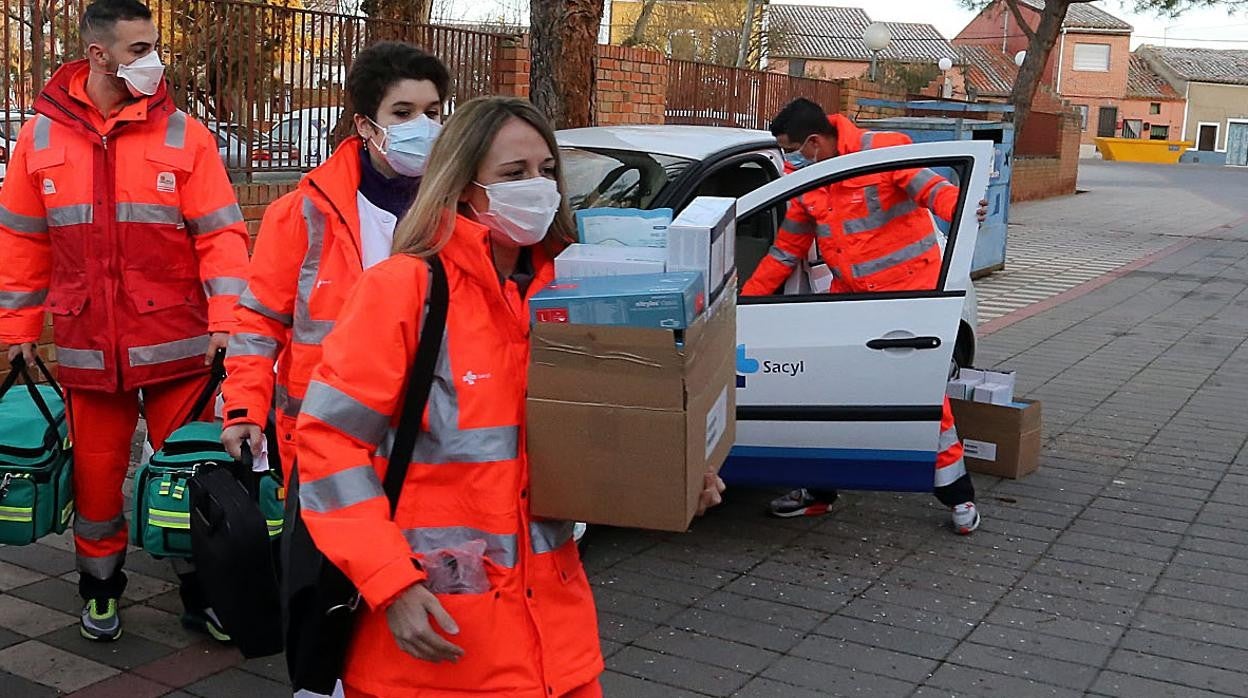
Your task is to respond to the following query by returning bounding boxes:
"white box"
[555,244,666,280]
[669,196,735,301]
[958,368,988,384]
[575,207,673,248]
[983,370,1016,399]
[974,382,1013,406]
[946,378,979,400]
[809,263,834,294]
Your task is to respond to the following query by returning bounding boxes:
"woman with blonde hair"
[294,96,726,697]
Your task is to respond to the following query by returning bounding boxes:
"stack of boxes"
[946,367,1042,480]
[526,199,740,532]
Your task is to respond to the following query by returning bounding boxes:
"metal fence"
[665,59,842,131]
[2,0,509,180]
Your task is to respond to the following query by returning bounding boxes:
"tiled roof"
[1018,0,1132,32]
[1139,45,1248,87]
[767,4,960,63]
[958,45,1017,97]
[1126,54,1182,99]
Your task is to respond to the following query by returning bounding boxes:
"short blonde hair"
[392,96,575,257]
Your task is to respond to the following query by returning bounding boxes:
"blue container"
[861,102,1015,277]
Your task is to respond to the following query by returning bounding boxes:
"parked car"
[267,107,342,169]
[205,121,300,174]
[556,126,991,493]
[0,111,33,184]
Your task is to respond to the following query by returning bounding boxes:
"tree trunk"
[1010,0,1078,134]
[622,0,658,47]
[531,0,603,129]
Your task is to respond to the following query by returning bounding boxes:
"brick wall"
[493,35,531,99]
[838,78,908,119]
[1012,110,1081,202]
[595,44,667,125]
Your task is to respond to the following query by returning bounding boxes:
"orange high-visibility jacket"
[743,114,960,296]
[0,61,249,391]
[295,215,603,697]
[223,138,371,459]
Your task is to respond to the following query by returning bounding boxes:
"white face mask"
[473,176,562,247]
[369,114,441,177]
[115,52,165,97]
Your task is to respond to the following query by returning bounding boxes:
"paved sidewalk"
[2,162,1246,696]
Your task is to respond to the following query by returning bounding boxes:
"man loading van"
[742,98,981,535]
[0,0,249,641]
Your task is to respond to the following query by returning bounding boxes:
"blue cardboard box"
[531,272,705,329]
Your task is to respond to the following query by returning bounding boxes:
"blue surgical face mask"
[370,114,441,177]
[784,151,811,170]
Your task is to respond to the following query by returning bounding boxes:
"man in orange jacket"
[744,99,980,534]
[0,0,249,641]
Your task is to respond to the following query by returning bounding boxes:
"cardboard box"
[530,272,704,329]
[668,196,735,301]
[554,244,666,279]
[527,290,737,532]
[575,207,673,248]
[949,398,1042,479]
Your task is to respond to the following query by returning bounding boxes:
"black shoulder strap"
[184,347,227,426]
[382,256,449,516]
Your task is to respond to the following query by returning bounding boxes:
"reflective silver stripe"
[779,217,815,235]
[77,551,125,579]
[47,204,94,227]
[148,511,189,527]
[186,204,244,236]
[204,276,246,297]
[74,513,126,541]
[293,199,335,345]
[276,384,303,418]
[0,205,48,234]
[301,380,390,446]
[165,110,187,148]
[815,223,832,238]
[228,332,279,359]
[33,115,51,150]
[843,185,919,235]
[851,232,939,279]
[938,425,961,453]
[0,288,47,310]
[904,169,941,200]
[530,520,574,554]
[404,527,519,569]
[927,182,955,210]
[399,334,520,465]
[128,335,210,367]
[934,457,967,487]
[240,288,294,326]
[116,203,181,225]
[768,246,801,268]
[861,132,876,150]
[299,465,385,514]
[57,346,105,370]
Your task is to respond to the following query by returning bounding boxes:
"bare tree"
[530,0,603,128]
[621,0,658,47]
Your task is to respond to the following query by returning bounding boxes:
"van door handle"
[867,336,942,350]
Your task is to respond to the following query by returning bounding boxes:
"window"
[1197,124,1219,151]
[1072,43,1111,72]
[1150,125,1170,140]
[561,147,694,211]
[788,59,807,77]
[1122,119,1143,139]
[1150,103,1161,115]
[1077,105,1089,132]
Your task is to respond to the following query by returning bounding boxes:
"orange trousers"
[344,679,602,698]
[67,373,210,583]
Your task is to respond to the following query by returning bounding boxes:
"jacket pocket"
[124,270,202,315]
[46,288,87,317]
[25,146,66,174]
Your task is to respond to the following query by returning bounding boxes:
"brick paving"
[2,161,1247,696]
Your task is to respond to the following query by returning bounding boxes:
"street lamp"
[938,57,954,98]
[1015,50,1027,67]
[864,23,892,81]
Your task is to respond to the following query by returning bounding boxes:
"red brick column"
[493,35,531,99]
[594,44,667,125]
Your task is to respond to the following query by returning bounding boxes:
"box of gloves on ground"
[526,199,739,532]
[947,368,1042,480]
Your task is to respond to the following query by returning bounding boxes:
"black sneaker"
[80,598,122,642]
[768,488,838,518]
[181,607,231,643]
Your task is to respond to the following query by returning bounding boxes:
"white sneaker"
[952,502,980,535]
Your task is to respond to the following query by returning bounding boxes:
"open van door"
[723,141,991,492]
